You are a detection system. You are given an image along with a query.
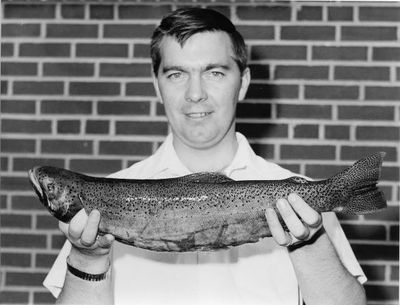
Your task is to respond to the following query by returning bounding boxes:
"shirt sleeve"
[43,241,72,298]
[322,212,367,284]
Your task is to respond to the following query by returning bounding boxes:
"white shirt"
[44,132,366,305]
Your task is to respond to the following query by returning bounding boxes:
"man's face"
[154,31,250,150]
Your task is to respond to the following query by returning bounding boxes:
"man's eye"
[207,71,225,79]
[167,72,183,80]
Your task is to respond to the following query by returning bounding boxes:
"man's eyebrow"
[162,65,185,74]
[205,64,230,71]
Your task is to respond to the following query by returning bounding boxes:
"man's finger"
[97,234,115,249]
[265,206,291,246]
[80,210,101,247]
[288,193,322,228]
[276,198,309,240]
[68,209,88,241]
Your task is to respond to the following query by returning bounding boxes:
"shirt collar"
[148,132,256,178]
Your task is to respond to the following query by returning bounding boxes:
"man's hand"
[59,209,114,273]
[265,193,323,248]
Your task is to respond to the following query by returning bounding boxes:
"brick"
[61,5,85,19]
[297,6,322,20]
[1,195,8,209]
[2,23,40,37]
[1,62,37,76]
[293,124,319,138]
[1,252,31,267]
[90,5,114,19]
[373,47,400,61]
[236,25,274,40]
[281,145,335,160]
[52,234,67,249]
[365,86,400,101]
[237,6,291,21]
[328,7,353,21]
[359,7,400,22]
[13,81,63,95]
[43,63,94,77]
[203,6,231,19]
[156,103,166,116]
[248,64,270,80]
[1,157,8,172]
[119,5,172,19]
[98,101,150,115]
[391,266,399,281]
[246,84,298,99]
[35,253,58,268]
[361,264,386,281]
[338,106,394,120]
[34,291,56,304]
[353,244,398,261]
[335,66,389,81]
[70,82,120,96]
[1,176,31,191]
[70,159,122,175]
[0,214,32,228]
[86,120,110,134]
[342,224,386,240]
[4,4,55,18]
[277,104,331,119]
[305,164,347,179]
[236,123,288,139]
[116,121,168,136]
[341,26,397,41]
[41,140,93,154]
[1,43,13,56]
[1,99,35,114]
[305,85,359,100]
[365,284,399,301]
[341,146,397,162]
[364,205,399,222]
[390,225,399,241]
[1,80,8,94]
[397,68,400,81]
[134,44,150,58]
[382,166,400,181]
[57,120,81,134]
[236,102,271,119]
[324,125,350,140]
[1,119,52,134]
[281,26,335,41]
[104,24,156,39]
[12,195,45,211]
[47,24,98,38]
[36,215,58,229]
[6,272,46,287]
[41,100,92,115]
[274,65,329,80]
[250,144,274,160]
[356,126,399,141]
[0,291,29,303]
[76,43,128,58]
[251,45,307,60]
[20,43,70,57]
[2,233,47,248]
[378,185,393,202]
[100,63,151,77]
[99,141,152,156]
[126,82,156,96]
[1,138,35,153]
[13,157,64,171]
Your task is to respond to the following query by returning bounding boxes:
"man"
[44,8,367,305]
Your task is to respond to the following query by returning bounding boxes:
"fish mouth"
[28,168,44,202]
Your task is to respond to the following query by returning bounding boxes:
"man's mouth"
[186,112,212,119]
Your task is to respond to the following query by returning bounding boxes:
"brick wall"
[1,1,399,304]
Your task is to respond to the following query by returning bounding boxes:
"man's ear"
[152,72,163,104]
[238,67,251,101]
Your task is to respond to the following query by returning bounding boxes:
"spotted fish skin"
[28,152,387,252]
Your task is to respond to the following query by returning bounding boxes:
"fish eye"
[47,183,56,192]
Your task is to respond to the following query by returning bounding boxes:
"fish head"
[28,166,83,223]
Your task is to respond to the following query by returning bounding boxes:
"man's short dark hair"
[150,7,248,75]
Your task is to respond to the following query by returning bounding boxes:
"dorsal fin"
[182,172,233,183]
[285,176,309,184]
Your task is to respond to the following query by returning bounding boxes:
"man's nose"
[185,75,207,103]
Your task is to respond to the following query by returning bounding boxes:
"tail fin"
[331,152,387,215]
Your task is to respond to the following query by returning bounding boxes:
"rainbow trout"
[29,152,386,252]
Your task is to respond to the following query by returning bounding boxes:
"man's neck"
[173,133,238,173]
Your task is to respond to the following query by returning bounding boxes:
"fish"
[28,152,387,252]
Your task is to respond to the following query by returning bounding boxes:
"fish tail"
[332,152,387,215]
